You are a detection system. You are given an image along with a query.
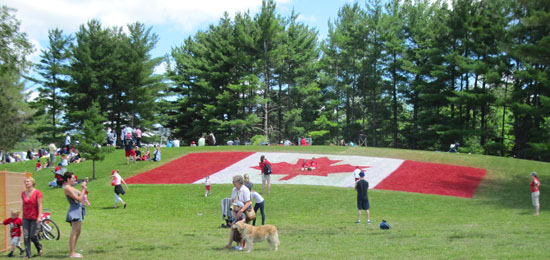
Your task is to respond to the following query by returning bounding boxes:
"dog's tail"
[273,230,280,246]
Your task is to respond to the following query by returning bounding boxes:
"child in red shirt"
[204,176,211,197]
[301,160,310,171]
[35,160,42,171]
[3,210,24,257]
[309,157,317,170]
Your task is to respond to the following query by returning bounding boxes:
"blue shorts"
[11,236,20,246]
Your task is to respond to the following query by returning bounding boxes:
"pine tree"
[0,6,34,157]
[31,28,72,144]
[76,102,110,179]
[255,0,285,141]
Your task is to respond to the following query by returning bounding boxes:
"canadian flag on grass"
[126,152,486,198]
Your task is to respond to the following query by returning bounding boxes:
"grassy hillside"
[1,146,548,259]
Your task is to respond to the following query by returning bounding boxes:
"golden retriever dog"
[232,221,279,252]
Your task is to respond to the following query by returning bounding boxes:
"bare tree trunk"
[263,40,271,140]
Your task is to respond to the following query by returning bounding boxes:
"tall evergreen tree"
[76,101,110,179]
[255,0,285,140]
[65,19,114,128]
[508,0,550,160]
[0,5,34,157]
[31,28,72,144]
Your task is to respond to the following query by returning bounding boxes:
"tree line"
[1,0,549,161]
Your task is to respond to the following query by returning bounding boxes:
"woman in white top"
[225,175,251,250]
[251,189,265,226]
[110,170,129,208]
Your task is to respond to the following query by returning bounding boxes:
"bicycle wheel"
[42,219,60,240]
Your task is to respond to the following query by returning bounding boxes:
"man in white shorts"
[530,172,540,216]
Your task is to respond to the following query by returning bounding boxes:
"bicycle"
[38,210,60,240]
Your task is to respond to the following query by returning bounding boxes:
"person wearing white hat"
[530,172,540,216]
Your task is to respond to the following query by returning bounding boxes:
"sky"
[5,0,356,77]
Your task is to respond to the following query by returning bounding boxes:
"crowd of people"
[3,140,540,258]
[6,169,130,258]
[218,155,278,251]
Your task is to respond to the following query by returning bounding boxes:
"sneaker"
[19,249,24,255]
[8,252,13,257]
[367,220,372,224]
[234,246,243,251]
[355,220,361,224]
[123,203,127,209]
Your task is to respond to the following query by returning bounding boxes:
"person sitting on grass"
[309,157,317,170]
[140,146,151,161]
[35,160,42,171]
[135,146,142,161]
[69,150,82,164]
[301,160,309,171]
[152,145,161,162]
[60,155,69,167]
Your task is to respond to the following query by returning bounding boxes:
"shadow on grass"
[211,247,233,251]
[99,206,117,210]
[477,174,546,212]
[41,255,75,258]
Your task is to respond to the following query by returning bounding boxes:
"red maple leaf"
[252,157,369,181]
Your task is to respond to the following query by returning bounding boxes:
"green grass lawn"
[1,146,548,259]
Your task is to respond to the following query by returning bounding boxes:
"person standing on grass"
[135,127,142,147]
[3,210,24,257]
[65,133,71,154]
[251,189,265,226]
[204,176,211,197]
[353,166,361,182]
[111,170,128,209]
[124,139,136,165]
[63,172,87,258]
[48,142,57,167]
[531,172,540,216]
[21,177,43,258]
[259,155,272,194]
[243,173,253,191]
[355,171,371,224]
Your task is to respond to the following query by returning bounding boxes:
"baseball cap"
[232,201,244,208]
[531,172,537,177]
[112,169,119,175]
[359,171,365,177]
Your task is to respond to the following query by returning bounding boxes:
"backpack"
[264,163,272,175]
[380,220,390,230]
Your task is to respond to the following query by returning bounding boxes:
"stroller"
[49,166,67,188]
[220,198,232,228]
